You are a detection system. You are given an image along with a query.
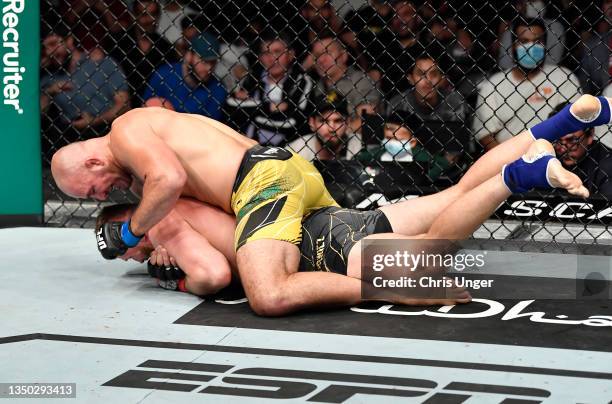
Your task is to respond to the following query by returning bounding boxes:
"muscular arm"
[148,210,232,295]
[110,111,187,236]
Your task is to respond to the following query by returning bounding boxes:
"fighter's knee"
[248,289,293,317]
[190,268,231,294]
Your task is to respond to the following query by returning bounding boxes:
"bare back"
[111,108,257,212]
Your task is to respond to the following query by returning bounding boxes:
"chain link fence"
[40,0,612,244]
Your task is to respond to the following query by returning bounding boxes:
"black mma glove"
[147,260,186,281]
[96,220,143,260]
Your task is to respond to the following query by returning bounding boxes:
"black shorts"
[299,206,393,275]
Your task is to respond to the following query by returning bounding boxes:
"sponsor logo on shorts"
[104,359,551,402]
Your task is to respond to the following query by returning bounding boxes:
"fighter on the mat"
[54,94,604,316]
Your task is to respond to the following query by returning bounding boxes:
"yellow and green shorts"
[231,145,338,251]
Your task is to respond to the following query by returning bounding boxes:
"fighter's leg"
[237,239,364,316]
[381,94,606,236]
[349,139,587,275]
[429,139,587,239]
[459,94,610,191]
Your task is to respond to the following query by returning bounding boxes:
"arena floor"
[1,227,611,403]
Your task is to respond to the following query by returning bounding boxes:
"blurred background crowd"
[40,0,612,205]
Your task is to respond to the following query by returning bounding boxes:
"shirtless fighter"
[53,94,605,315]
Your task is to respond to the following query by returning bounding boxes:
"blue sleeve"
[206,81,227,120]
[143,66,166,100]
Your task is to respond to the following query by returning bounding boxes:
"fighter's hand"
[147,246,185,281]
[96,221,142,260]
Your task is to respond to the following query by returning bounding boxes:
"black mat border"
[1,333,610,381]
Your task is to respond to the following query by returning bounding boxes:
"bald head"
[51,139,125,200]
[51,142,89,195]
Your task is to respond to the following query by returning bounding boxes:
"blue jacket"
[144,62,226,119]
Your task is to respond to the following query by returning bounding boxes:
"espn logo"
[104,359,550,402]
[96,227,107,250]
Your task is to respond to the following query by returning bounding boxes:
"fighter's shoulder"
[110,108,164,138]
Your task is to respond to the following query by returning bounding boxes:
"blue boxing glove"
[96,220,143,260]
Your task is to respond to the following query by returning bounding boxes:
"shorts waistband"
[232,144,265,195]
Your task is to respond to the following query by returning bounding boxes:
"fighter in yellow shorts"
[231,145,338,249]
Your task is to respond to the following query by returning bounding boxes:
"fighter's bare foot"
[570,94,611,122]
[524,139,589,198]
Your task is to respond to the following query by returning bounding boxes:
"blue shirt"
[143,62,226,119]
[41,54,128,121]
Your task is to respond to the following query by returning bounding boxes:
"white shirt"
[473,64,581,143]
[287,133,363,161]
[215,43,249,92]
[157,6,195,44]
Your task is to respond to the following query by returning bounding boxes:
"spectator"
[386,54,468,156]
[579,0,612,95]
[225,32,313,146]
[365,0,425,98]
[472,18,581,151]
[552,102,612,199]
[297,0,361,67]
[355,113,454,181]
[344,0,393,40]
[287,94,362,161]
[496,0,566,70]
[421,11,479,86]
[143,33,227,119]
[177,14,250,93]
[386,55,466,124]
[111,0,177,106]
[343,0,394,72]
[60,0,130,55]
[310,36,381,119]
[156,0,196,45]
[40,32,130,140]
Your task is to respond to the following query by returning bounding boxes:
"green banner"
[0,0,42,225]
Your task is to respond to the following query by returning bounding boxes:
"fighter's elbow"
[151,170,186,194]
[166,170,187,191]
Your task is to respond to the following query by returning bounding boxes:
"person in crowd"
[175,14,250,93]
[343,0,394,74]
[156,0,196,45]
[225,32,313,146]
[40,31,130,142]
[420,10,478,86]
[111,0,178,106]
[143,32,226,118]
[364,0,425,98]
[496,0,566,70]
[355,113,457,181]
[59,0,130,55]
[385,54,468,157]
[472,18,581,151]
[309,36,380,121]
[386,55,466,125]
[287,94,362,161]
[551,102,612,199]
[579,0,612,95]
[297,0,362,69]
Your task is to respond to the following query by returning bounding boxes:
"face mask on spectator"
[383,139,412,158]
[515,42,545,69]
